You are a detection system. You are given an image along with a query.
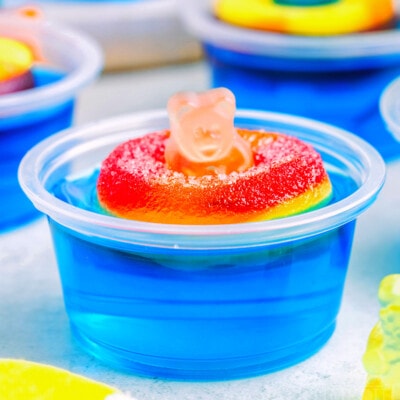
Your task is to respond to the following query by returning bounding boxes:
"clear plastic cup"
[380,75,400,141]
[19,109,385,381]
[179,0,400,161]
[0,14,102,231]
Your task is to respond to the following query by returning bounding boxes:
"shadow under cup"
[0,16,102,231]
[19,110,385,380]
[180,0,400,161]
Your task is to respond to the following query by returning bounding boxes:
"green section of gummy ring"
[274,0,338,5]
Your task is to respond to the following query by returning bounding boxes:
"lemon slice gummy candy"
[0,359,125,400]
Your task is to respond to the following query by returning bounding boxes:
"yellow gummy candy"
[214,0,395,36]
[362,275,400,400]
[0,37,34,82]
[0,359,121,400]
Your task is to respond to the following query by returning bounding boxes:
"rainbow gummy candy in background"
[214,0,395,35]
[0,37,34,95]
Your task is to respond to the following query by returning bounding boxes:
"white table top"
[1,61,400,399]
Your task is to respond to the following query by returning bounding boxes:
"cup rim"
[179,0,400,60]
[0,15,102,116]
[18,109,385,249]
[380,75,400,142]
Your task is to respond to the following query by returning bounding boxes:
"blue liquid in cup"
[0,67,72,231]
[47,169,357,380]
[205,38,400,160]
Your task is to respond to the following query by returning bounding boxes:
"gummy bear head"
[378,274,400,307]
[167,87,236,163]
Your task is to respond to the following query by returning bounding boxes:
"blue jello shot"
[180,0,400,160]
[0,14,102,231]
[19,110,385,380]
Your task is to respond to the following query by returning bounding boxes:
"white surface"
[1,61,400,399]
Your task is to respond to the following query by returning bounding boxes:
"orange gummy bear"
[165,88,254,176]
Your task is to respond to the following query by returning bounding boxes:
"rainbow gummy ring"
[214,0,395,35]
[97,129,332,225]
[97,88,332,225]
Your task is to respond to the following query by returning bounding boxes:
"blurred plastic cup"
[0,14,102,232]
[179,0,400,161]
[19,109,385,381]
[380,75,400,141]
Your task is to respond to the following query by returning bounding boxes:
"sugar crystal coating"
[97,128,332,224]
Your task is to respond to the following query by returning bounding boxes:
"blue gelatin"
[205,43,400,160]
[48,170,357,380]
[0,67,73,231]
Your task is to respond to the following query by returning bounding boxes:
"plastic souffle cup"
[179,0,400,161]
[19,110,385,381]
[0,14,102,232]
[380,75,400,141]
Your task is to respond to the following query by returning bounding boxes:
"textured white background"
[1,61,400,399]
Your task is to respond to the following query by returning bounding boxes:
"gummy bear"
[165,87,254,176]
[362,274,400,400]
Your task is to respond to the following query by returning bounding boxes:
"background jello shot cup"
[179,0,400,160]
[2,0,202,71]
[380,75,400,141]
[19,109,384,380]
[0,14,102,231]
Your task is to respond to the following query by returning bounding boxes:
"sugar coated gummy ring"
[97,88,333,225]
[214,0,395,35]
